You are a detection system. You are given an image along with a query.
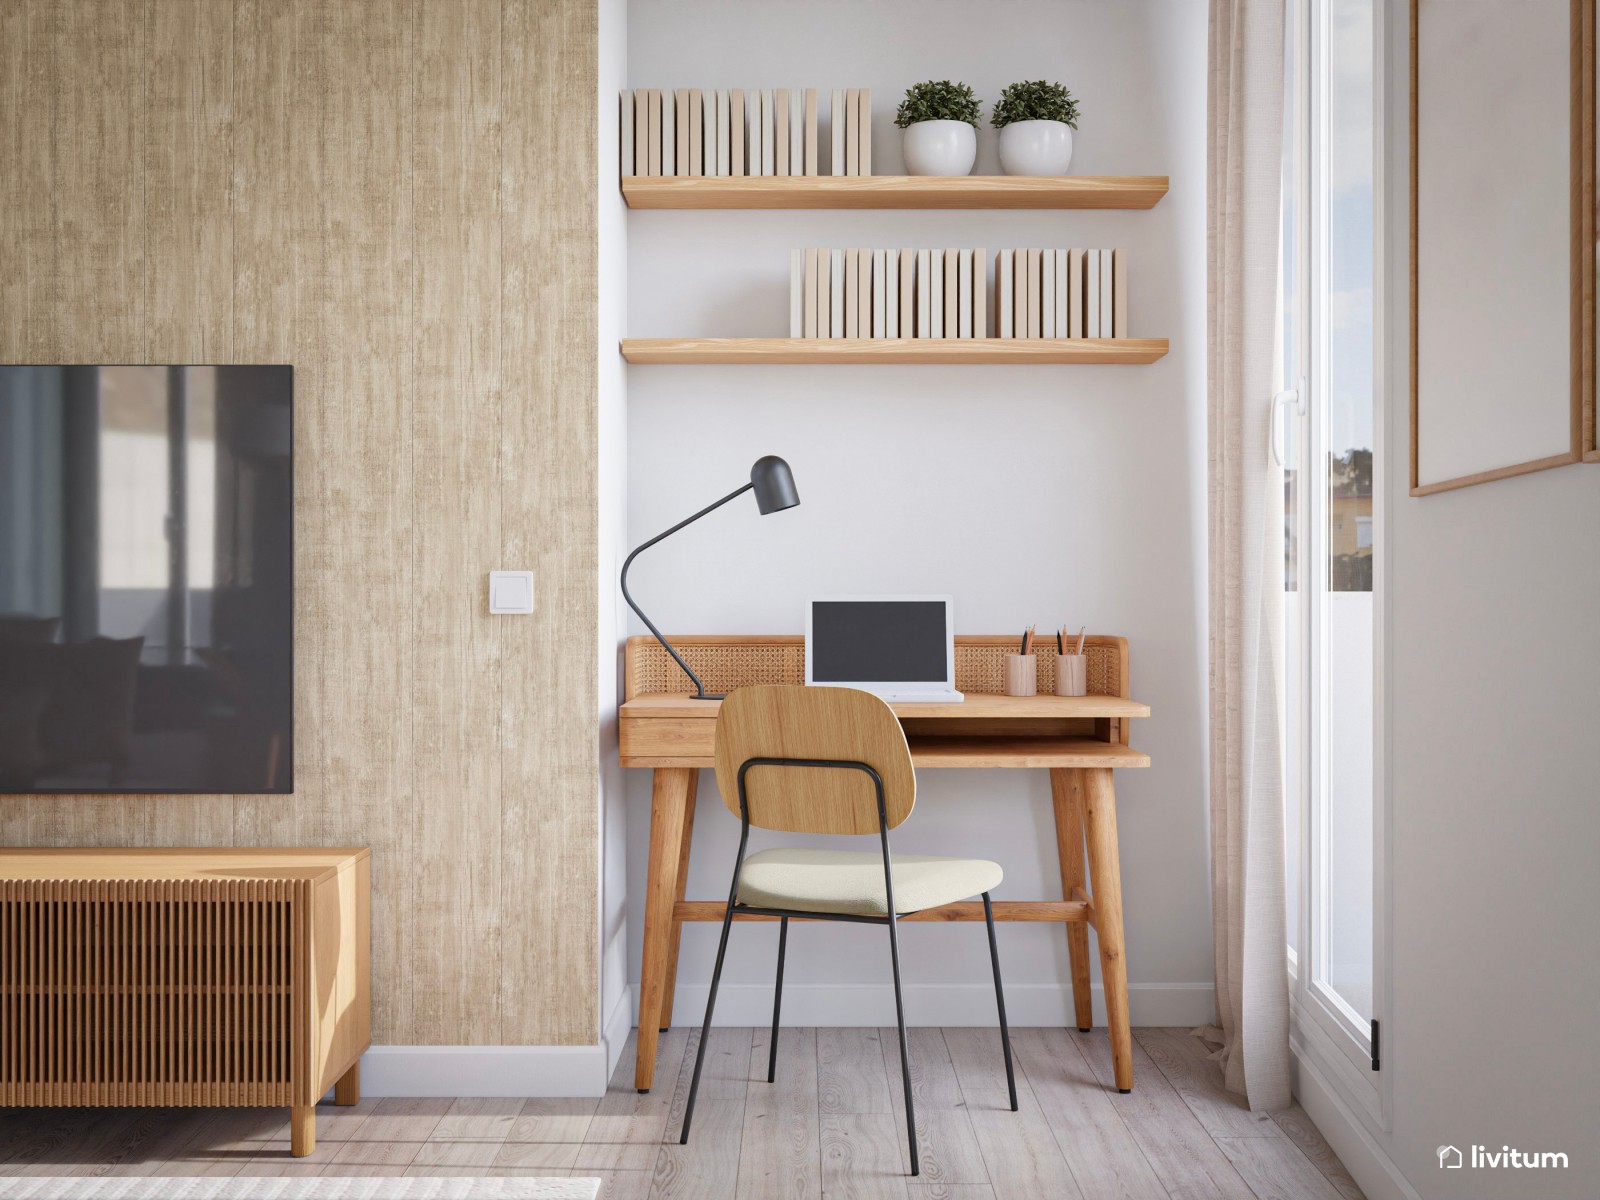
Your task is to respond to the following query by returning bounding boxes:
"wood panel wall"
[0,0,600,1047]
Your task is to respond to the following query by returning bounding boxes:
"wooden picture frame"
[1410,0,1593,494]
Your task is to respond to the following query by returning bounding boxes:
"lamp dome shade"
[750,455,800,514]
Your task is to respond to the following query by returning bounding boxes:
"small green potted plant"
[895,79,981,176]
[992,79,1081,176]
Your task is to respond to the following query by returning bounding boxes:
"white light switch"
[489,571,534,615]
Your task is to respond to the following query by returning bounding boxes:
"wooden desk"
[619,635,1149,1094]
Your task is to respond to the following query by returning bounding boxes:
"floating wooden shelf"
[621,174,1168,210]
[620,337,1170,365]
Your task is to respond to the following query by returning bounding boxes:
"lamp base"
[696,692,727,701]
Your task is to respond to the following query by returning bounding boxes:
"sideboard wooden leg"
[290,1105,316,1157]
[334,1061,361,1105]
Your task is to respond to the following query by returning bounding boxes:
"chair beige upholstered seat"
[738,848,1003,917]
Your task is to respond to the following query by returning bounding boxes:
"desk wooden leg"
[1049,767,1095,1033]
[636,766,696,1092]
[1082,767,1134,1092]
[657,770,699,1030]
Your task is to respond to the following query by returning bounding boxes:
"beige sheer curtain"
[1204,0,1291,1112]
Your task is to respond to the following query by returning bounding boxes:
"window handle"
[1271,380,1306,469]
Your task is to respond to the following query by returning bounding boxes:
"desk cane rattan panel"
[624,635,1127,700]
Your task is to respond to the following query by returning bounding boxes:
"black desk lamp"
[620,455,800,700]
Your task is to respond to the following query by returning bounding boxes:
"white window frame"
[1283,0,1393,1130]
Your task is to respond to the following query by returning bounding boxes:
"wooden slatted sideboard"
[0,847,370,1157]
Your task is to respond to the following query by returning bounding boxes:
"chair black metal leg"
[679,900,738,1144]
[767,916,789,1083]
[983,892,1018,1112]
[886,913,920,1176]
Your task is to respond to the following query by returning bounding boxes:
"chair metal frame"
[676,754,1018,1176]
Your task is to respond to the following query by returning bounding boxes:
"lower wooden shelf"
[620,337,1169,365]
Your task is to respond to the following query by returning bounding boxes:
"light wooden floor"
[0,1026,1363,1199]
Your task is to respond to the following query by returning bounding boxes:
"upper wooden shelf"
[620,175,1169,210]
[620,337,1169,365]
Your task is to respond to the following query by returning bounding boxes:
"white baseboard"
[636,981,1215,1029]
[602,984,635,1082]
[359,1044,610,1099]
[1291,1047,1420,1200]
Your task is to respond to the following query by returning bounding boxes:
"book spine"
[691,89,705,176]
[804,88,818,176]
[1013,249,1028,339]
[1027,248,1042,338]
[730,89,745,176]
[1112,248,1128,338]
[974,248,987,337]
[859,87,871,176]
[816,248,831,338]
[646,89,661,177]
[790,90,803,178]
[666,88,680,176]
[845,88,859,176]
[997,250,1012,338]
[944,247,958,339]
[790,249,804,338]
[1041,247,1055,340]
[858,248,872,336]
[873,248,888,338]
[884,249,899,338]
[1054,249,1068,337]
[899,248,915,337]
[958,248,972,339]
[844,248,859,337]
[1086,249,1100,337]
[620,90,634,177]
[830,89,845,176]
[917,249,932,338]
[929,249,944,338]
[1100,248,1113,337]
[763,90,777,175]
[774,87,790,176]
[803,247,819,338]
[830,248,845,338]
[1068,248,1084,338]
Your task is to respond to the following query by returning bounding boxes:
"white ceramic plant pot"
[998,120,1074,176]
[902,120,977,176]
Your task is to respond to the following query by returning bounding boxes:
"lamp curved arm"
[619,481,753,700]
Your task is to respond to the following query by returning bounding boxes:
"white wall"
[597,0,632,1070]
[1322,5,1600,1195]
[623,0,1213,1026]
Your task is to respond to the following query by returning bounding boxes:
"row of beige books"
[788,248,1131,339]
[619,88,872,178]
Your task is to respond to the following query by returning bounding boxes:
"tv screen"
[0,366,292,793]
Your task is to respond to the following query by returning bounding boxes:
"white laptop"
[805,595,965,704]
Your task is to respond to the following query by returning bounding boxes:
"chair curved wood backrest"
[713,685,916,834]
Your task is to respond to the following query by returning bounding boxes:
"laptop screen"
[809,599,950,684]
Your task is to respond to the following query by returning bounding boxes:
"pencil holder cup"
[1056,653,1087,697]
[1003,653,1038,697]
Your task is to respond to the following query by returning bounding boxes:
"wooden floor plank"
[1137,1028,1284,1138]
[0,1026,1363,1198]
[820,1113,911,1200]
[939,1027,1018,1101]
[879,1028,988,1187]
[1270,1106,1367,1200]
[580,1027,690,1168]
[737,1026,821,1200]
[963,1085,1086,1200]
[651,1098,745,1200]
[1214,1136,1352,1200]
[1070,1029,1257,1200]
[1010,1028,1168,1200]
[433,1096,525,1141]
[819,1027,895,1115]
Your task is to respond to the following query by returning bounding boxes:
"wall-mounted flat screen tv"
[0,366,292,793]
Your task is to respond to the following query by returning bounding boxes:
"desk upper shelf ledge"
[619,691,1151,720]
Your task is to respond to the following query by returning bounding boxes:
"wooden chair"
[677,684,1018,1176]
